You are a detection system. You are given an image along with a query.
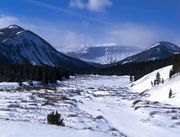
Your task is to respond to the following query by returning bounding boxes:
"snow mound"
[147,73,180,106]
[131,65,180,107]
[132,65,172,93]
[0,120,113,137]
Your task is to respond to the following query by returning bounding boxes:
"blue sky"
[0,0,179,51]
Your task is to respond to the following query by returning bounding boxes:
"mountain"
[96,42,180,78]
[0,25,93,72]
[67,44,142,64]
[119,41,180,64]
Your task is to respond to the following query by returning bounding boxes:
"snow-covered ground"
[132,65,172,93]
[0,120,113,137]
[0,72,180,137]
[131,65,180,131]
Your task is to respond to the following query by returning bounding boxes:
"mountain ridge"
[117,41,180,65]
[67,45,142,64]
[0,25,94,72]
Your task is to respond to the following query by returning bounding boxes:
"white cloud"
[26,25,94,52]
[70,0,112,12]
[27,0,114,26]
[60,31,93,51]
[70,0,84,9]
[106,23,180,47]
[33,23,180,51]
[0,14,93,52]
[0,14,180,53]
[107,24,158,47]
[0,15,19,28]
[40,29,93,52]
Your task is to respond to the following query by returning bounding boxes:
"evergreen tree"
[42,68,48,85]
[35,67,42,81]
[130,75,134,83]
[154,72,161,85]
[19,80,23,86]
[161,78,164,84]
[47,111,65,126]
[169,68,175,79]
[169,69,173,78]
[169,89,172,98]
[65,72,70,79]
[28,80,33,86]
[151,81,153,86]
[0,63,70,83]
[49,69,57,83]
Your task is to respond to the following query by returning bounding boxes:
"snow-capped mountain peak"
[0,25,25,42]
[67,45,142,64]
[147,41,180,51]
[146,42,161,50]
[0,25,93,71]
[8,25,22,29]
[119,41,180,64]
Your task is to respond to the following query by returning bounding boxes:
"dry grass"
[132,100,141,107]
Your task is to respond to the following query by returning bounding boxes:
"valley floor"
[0,73,180,137]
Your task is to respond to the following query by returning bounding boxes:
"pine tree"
[42,68,48,85]
[47,111,65,126]
[169,89,172,98]
[161,78,164,84]
[154,72,161,85]
[65,72,70,79]
[169,67,176,79]
[28,80,33,86]
[130,75,134,83]
[151,81,153,86]
[35,67,42,81]
[19,80,23,86]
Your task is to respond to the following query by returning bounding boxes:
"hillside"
[0,25,93,72]
[0,70,179,137]
[131,65,173,93]
[98,42,180,78]
[132,65,180,106]
[119,41,180,64]
[130,65,180,130]
[67,45,141,64]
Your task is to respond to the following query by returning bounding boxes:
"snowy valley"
[0,0,179,136]
[0,25,180,137]
[0,65,180,137]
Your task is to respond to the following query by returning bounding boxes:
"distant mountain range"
[100,41,180,79]
[67,45,142,64]
[0,25,93,72]
[0,25,180,75]
[118,41,180,64]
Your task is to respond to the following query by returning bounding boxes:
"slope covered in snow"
[0,120,113,137]
[0,74,180,137]
[67,45,142,64]
[0,25,93,71]
[131,65,180,130]
[147,74,180,106]
[132,65,180,106]
[132,65,173,93]
[119,41,180,64]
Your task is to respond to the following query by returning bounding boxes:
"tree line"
[94,54,180,81]
[0,64,72,85]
